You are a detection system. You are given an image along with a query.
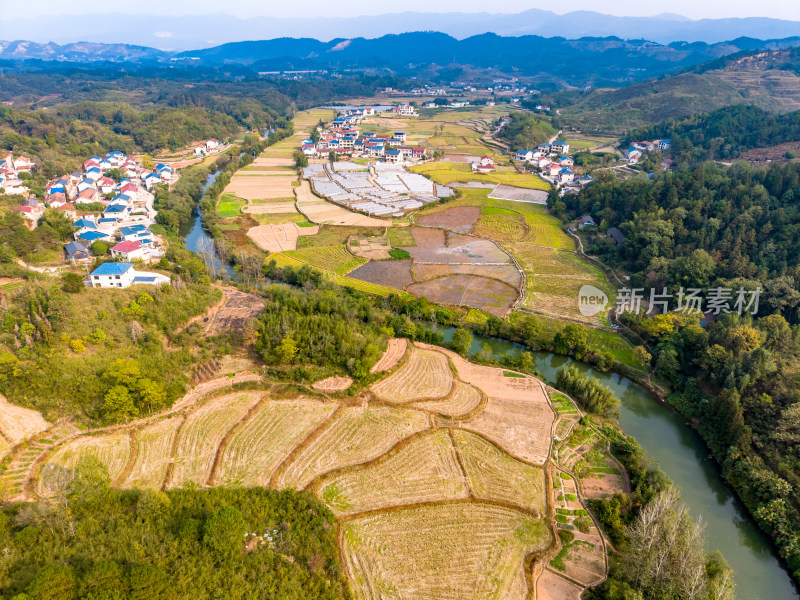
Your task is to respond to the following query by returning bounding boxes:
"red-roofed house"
[14,205,44,225]
[57,203,77,219]
[75,188,99,204]
[111,240,147,260]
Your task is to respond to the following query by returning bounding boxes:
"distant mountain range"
[2,10,800,50]
[2,32,799,91]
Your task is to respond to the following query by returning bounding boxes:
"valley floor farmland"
[3,342,618,600]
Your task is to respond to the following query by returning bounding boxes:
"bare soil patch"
[204,289,265,335]
[406,274,517,316]
[252,157,296,167]
[371,338,407,374]
[537,569,584,600]
[349,234,392,260]
[0,395,49,444]
[224,175,296,200]
[416,206,481,233]
[738,141,800,164]
[489,184,548,204]
[312,376,354,392]
[417,344,554,465]
[348,260,414,289]
[246,223,318,252]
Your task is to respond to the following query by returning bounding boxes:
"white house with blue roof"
[119,224,153,244]
[88,262,170,289]
[103,203,130,220]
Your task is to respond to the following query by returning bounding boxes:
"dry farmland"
[14,320,608,599]
[202,288,264,335]
[342,503,552,600]
[370,346,453,403]
[412,380,483,417]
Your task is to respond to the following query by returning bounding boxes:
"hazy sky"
[8,0,800,20]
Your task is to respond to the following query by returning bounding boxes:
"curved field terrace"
[7,343,615,600]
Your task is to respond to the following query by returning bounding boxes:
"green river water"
[437,327,799,600]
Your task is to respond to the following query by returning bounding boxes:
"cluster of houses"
[514,142,586,185]
[0,153,35,195]
[623,139,670,164]
[193,138,223,156]
[6,149,168,266]
[11,151,173,229]
[301,108,427,163]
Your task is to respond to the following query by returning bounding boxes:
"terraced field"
[370,346,453,403]
[11,341,614,600]
[342,503,552,600]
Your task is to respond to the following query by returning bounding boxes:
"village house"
[110,240,149,261]
[119,224,153,244]
[551,141,570,154]
[76,229,110,245]
[515,149,534,162]
[473,156,495,173]
[88,262,170,289]
[65,241,90,263]
[13,204,44,224]
[558,168,575,184]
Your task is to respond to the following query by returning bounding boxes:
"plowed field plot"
[348,259,413,289]
[318,430,467,515]
[409,226,445,248]
[418,344,554,465]
[412,263,522,287]
[406,274,518,317]
[370,347,453,403]
[276,406,430,490]
[215,399,335,487]
[416,206,481,232]
[489,184,548,204]
[0,395,49,443]
[224,174,296,200]
[37,432,131,498]
[413,381,483,417]
[406,232,511,265]
[204,289,264,334]
[370,338,407,374]
[452,430,546,513]
[246,223,319,252]
[342,503,552,600]
[122,416,183,489]
[169,393,261,488]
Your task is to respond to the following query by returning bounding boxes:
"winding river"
[436,327,799,600]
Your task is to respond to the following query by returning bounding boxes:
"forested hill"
[497,114,557,150]
[553,47,800,133]
[622,105,800,165]
[564,161,800,581]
